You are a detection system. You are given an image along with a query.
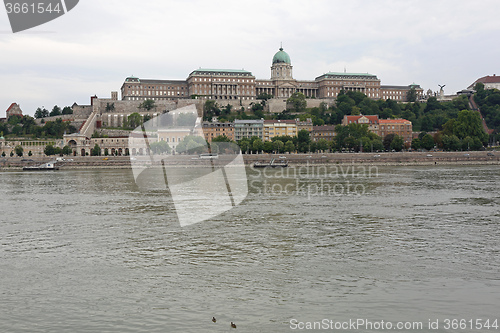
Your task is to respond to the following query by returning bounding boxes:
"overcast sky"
[1,0,499,117]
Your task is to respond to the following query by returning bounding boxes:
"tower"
[271,47,293,80]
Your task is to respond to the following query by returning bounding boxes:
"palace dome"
[272,47,291,64]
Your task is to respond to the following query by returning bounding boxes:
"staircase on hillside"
[468,95,494,135]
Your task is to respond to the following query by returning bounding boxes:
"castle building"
[5,103,23,119]
[120,47,424,103]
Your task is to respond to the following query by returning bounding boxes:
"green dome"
[272,47,291,64]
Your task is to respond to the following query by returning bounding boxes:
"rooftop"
[470,74,500,87]
[345,115,379,121]
[317,72,378,81]
[189,69,253,76]
[379,119,411,124]
[272,47,291,65]
[381,85,419,90]
[264,119,296,124]
[234,119,264,124]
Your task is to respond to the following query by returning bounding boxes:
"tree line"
[1,115,76,139]
[34,105,73,118]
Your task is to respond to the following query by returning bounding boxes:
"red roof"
[379,119,411,124]
[475,75,500,84]
[344,115,379,123]
[6,103,16,112]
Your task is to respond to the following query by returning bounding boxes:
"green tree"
[297,129,311,153]
[211,135,232,143]
[222,104,233,116]
[284,140,295,153]
[372,138,384,151]
[444,135,461,151]
[15,145,23,157]
[274,139,284,153]
[252,138,264,153]
[317,138,329,152]
[8,115,22,125]
[286,92,307,113]
[421,133,435,150]
[62,106,73,115]
[407,87,417,102]
[105,103,115,112]
[390,135,404,151]
[411,138,421,150]
[91,144,101,156]
[44,145,57,156]
[453,110,488,144]
[383,134,395,150]
[203,100,220,121]
[150,141,171,154]
[50,105,61,117]
[62,145,72,156]
[139,99,156,111]
[12,125,23,136]
[176,135,207,154]
[257,92,274,106]
[263,141,274,153]
[127,113,143,129]
[237,138,251,154]
[34,107,49,119]
[251,102,265,119]
[461,136,473,151]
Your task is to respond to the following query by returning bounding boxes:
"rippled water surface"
[1,165,499,332]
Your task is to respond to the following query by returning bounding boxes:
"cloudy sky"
[1,0,499,117]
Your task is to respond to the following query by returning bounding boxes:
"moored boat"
[23,161,59,171]
[253,158,288,168]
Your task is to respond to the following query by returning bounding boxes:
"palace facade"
[121,47,424,103]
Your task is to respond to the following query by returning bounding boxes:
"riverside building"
[121,47,424,103]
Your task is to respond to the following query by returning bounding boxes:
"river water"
[0,165,499,332]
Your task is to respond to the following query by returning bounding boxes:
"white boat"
[23,161,59,171]
[253,158,288,168]
[199,153,218,159]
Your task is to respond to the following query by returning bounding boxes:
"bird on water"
[231,322,237,328]
[212,317,216,323]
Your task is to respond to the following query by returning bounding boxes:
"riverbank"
[1,151,499,170]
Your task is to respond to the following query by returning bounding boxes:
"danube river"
[1,165,499,332]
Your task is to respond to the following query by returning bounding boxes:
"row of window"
[193,77,254,83]
[129,91,184,96]
[127,85,185,90]
[193,72,251,77]
[159,137,183,143]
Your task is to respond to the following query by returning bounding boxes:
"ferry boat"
[199,153,219,159]
[253,158,288,168]
[23,161,59,171]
